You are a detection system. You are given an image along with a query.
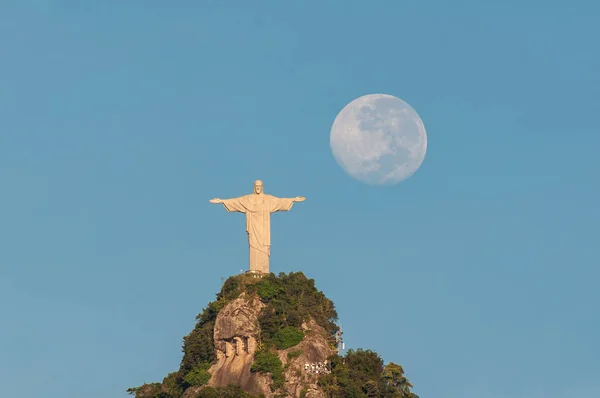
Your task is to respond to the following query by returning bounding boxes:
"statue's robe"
[220,194,296,273]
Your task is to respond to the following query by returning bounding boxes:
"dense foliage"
[183,363,212,387]
[127,383,264,398]
[319,349,419,398]
[126,272,418,398]
[249,349,285,390]
[247,272,339,348]
[273,326,305,349]
[191,384,265,398]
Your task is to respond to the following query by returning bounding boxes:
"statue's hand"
[294,196,306,202]
[209,198,223,204]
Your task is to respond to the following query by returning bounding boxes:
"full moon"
[330,94,427,185]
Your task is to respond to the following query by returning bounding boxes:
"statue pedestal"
[244,270,265,278]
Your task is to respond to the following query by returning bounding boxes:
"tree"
[383,363,419,398]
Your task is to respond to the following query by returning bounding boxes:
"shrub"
[255,279,285,301]
[219,277,242,301]
[184,363,212,387]
[273,326,304,349]
[180,322,215,373]
[161,372,182,397]
[197,385,265,398]
[251,349,285,390]
[287,349,303,360]
[197,387,220,398]
[126,383,161,398]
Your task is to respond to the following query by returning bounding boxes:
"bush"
[180,322,215,373]
[251,349,285,391]
[184,363,212,387]
[219,277,242,301]
[255,279,285,301]
[126,383,161,398]
[161,372,182,397]
[197,387,220,398]
[287,349,303,360]
[273,326,304,349]
[197,385,265,398]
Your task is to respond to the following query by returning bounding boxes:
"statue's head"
[254,180,263,194]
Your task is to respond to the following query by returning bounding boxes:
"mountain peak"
[127,272,418,398]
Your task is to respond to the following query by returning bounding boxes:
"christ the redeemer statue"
[209,180,305,274]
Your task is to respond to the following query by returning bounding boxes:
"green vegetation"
[183,363,212,387]
[273,326,305,349]
[193,384,265,398]
[299,387,309,398]
[179,276,245,374]
[127,383,264,398]
[126,272,418,398]
[126,383,161,397]
[383,362,418,397]
[161,373,182,397]
[318,349,419,398]
[250,349,285,390]
[248,272,339,349]
[287,349,303,360]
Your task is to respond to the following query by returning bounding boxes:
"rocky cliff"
[205,294,269,396]
[127,272,419,398]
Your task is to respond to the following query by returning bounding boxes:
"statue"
[209,180,306,274]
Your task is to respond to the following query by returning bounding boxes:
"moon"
[330,94,427,185]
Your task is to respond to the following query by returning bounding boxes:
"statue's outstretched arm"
[209,196,247,213]
[270,196,306,213]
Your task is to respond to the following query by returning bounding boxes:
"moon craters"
[330,94,427,185]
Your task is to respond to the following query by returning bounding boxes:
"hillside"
[127,272,419,398]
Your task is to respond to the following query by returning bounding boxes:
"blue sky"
[1,1,599,397]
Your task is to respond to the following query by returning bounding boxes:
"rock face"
[208,294,271,397]
[213,294,263,359]
[205,293,334,398]
[279,320,335,398]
